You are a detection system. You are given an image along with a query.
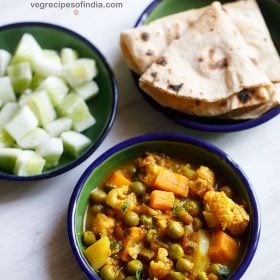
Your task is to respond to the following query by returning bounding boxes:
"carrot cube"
[209,230,239,264]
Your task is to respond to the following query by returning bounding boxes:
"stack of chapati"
[120,0,280,119]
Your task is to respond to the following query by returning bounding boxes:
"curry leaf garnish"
[172,204,181,215]
[121,200,129,212]
[110,240,120,250]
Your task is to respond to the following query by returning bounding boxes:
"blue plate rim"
[67,132,261,280]
[132,0,280,132]
[0,21,118,181]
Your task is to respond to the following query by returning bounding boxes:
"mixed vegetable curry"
[82,153,250,280]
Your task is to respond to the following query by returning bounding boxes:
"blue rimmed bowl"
[131,0,280,132]
[0,22,118,181]
[68,133,260,280]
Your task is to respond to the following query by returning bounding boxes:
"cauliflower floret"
[149,248,173,279]
[190,166,215,197]
[121,227,145,261]
[106,186,137,211]
[203,191,249,235]
[92,213,115,236]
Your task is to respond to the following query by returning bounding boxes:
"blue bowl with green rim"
[131,0,280,132]
[68,133,260,279]
[0,22,118,181]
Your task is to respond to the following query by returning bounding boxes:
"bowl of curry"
[68,133,260,280]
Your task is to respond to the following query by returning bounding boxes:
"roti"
[121,0,280,82]
[139,2,270,105]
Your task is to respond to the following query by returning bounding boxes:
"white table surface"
[0,0,279,279]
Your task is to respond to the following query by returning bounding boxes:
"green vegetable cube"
[33,51,62,77]
[37,76,68,106]
[0,77,16,104]
[11,33,42,67]
[0,49,12,76]
[42,50,62,65]
[61,131,91,157]
[0,102,19,129]
[5,106,38,142]
[0,148,22,172]
[17,127,49,149]
[63,58,97,87]
[74,81,99,101]
[57,93,95,132]
[0,129,15,148]
[27,90,56,127]
[45,117,72,137]
[18,89,33,106]
[8,62,32,93]
[13,150,45,176]
[36,137,63,168]
[61,48,78,65]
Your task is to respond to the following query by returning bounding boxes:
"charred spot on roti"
[146,50,154,56]
[209,48,215,58]
[198,57,204,62]
[209,58,228,70]
[210,28,214,32]
[156,57,168,66]
[151,72,158,78]
[141,32,150,41]
[168,83,184,93]
[250,57,258,66]
[208,48,228,70]
[211,14,217,20]
[238,90,252,103]
[263,37,267,42]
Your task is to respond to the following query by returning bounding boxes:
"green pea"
[139,248,155,260]
[185,200,200,217]
[193,217,203,231]
[100,264,116,280]
[82,231,96,246]
[146,229,157,243]
[127,260,143,274]
[169,271,184,280]
[175,258,194,273]
[91,204,104,214]
[130,181,146,195]
[124,211,140,227]
[183,164,196,179]
[140,215,153,228]
[197,272,208,280]
[90,190,107,204]
[168,221,185,239]
[168,244,184,259]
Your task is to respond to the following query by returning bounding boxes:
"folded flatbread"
[139,2,270,108]
[221,83,280,119]
[121,0,280,83]
[142,83,272,117]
